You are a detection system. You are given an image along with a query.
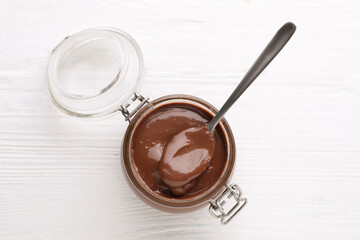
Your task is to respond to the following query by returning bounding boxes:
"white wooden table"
[1,0,360,239]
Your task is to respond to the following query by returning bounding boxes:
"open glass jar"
[47,27,247,225]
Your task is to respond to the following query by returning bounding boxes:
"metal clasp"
[121,93,149,122]
[209,183,247,225]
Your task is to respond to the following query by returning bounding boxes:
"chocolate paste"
[159,126,215,196]
[131,103,227,199]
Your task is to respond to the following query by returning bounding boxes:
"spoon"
[160,22,296,196]
[208,22,296,133]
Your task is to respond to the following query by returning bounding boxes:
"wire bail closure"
[209,183,247,225]
[121,93,149,122]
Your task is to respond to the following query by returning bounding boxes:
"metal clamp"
[121,93,149,122]
[209,183,247,225]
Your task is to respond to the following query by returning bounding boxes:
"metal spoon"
[159,22,296,197]
[208,22,296,133]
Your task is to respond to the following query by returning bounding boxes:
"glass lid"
[47,27,144,118]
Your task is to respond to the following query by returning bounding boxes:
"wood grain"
[1,0,360,239]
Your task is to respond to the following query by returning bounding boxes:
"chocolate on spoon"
[160,22,296,196]
[159,126,215,196]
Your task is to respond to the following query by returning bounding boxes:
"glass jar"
[47,27,247,225]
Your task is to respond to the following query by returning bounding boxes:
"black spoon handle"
[208,22,296,132]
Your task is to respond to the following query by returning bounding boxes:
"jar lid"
[47,27,144,118]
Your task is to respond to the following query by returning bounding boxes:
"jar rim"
[47,27,144,119]
[122,95,236,208]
